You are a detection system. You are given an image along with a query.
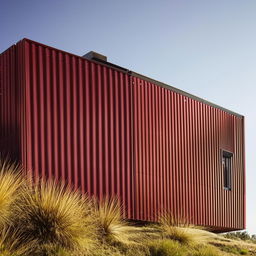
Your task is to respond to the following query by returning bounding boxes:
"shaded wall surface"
[0,39,245,232]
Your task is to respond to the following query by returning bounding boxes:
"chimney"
[83,51,107,62]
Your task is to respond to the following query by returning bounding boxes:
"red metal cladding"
[23,40,134,218]
[132,76,245,231]
[0,38,245,231]
[0,44,24,161]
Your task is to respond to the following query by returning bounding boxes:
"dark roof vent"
[82,51,128,72]
[83,51,107,62]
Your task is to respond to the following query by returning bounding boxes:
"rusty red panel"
[0,38,245,231]
[132,76,245,231]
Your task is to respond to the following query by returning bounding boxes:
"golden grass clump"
[148,239,187,256]
[94,197,136,245]
[158,212,193,245]
[7,180,95,255]
[158,212,212,245]
[0,160,24,229]
[0,226,39,256]
[162,226,194,245]
[191,245,221,256]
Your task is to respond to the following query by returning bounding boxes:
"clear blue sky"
[1,0,255,234]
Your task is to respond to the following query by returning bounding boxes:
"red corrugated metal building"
[0,39,245,232]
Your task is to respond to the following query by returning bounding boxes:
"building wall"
[132,76,245,231]
[0,39,245,231]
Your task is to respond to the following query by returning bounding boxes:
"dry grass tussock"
[0,226,39,256]
[5,180,96,255]
[158,212,215,245]
[148,239,187,256]
[93,197,143,245]
[0,160,24,229]
[191,245,222,256]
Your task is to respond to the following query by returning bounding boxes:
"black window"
[222,150,233,190]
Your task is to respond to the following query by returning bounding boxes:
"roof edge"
[1,38,244,118]
[131,71,244,118]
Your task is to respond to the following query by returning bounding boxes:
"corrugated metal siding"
[0,45,23,161]
[0,39,245,231]
[22,40,134,218]
[132,76,245,231]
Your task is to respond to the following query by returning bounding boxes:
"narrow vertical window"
[222,150,233,190]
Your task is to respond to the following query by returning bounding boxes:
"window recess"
[222,150,233,191]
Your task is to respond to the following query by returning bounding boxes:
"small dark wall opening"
[222,150,233,190]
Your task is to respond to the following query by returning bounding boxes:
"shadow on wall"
[0,123,21,164]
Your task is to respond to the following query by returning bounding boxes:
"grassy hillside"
[0,159,254,256]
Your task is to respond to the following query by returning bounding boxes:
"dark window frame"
[222,150,233,191]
